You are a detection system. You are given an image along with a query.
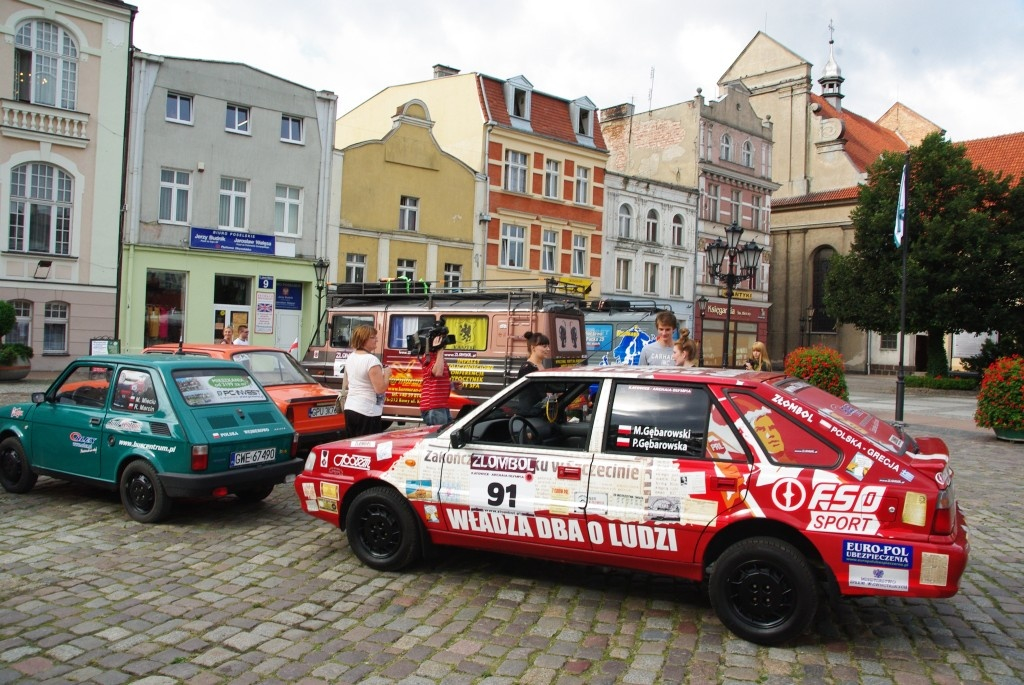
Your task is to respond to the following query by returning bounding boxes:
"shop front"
[696,296,769,369]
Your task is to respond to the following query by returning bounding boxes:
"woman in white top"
[343,324,391,437]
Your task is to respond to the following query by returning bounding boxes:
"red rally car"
[294,366,969,645]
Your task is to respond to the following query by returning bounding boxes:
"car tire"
[119,460,172,524]
[0,436,37,494]
[345,486,422,571]
[236,484,275,503]
[708,536,818,645]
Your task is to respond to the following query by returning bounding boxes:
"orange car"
[144,344,344,453]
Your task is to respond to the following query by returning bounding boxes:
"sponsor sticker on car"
[230,447,277,468]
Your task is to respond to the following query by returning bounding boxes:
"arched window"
[720,134,732,162]
[9,163,73,255]
[646,209,659,242]
[742,141,754,167]
[14,19,79,110]
[6,300,32,346]
[811,247,836,333]
[617,204,632,238]
[671,214,684,247]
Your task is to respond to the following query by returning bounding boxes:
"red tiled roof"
[772,186,859,208]
[477,76,607,151]
[959,132,1024,184]
[810,93,908,173]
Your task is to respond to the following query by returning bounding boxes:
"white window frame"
[218,177,248,229]
[645,209,659,243]
[720,134,732,162]
[707,184,720,222]
[541,229,557,272]
[396,258,416,281]
[752,195,762,231]
[43,301,68,354]
[504,150,528,193]
[345,253,366,283]
[575,166,590,205]
[571,234,587,276]
[443,263,462,291]
[159,168,191,224]
[399,196,419,232]
[226,104,250,134]
[742,140,754,167]
[275,184,301,235]
[671,214,684,247]
[280,114,303,143]
[500,224,526,269]
[8,300,31,346]
[14,19,78,110]
[670,265,685,297]
[618,204,632,238]
[761,143,772,178]
[544,159,560,199]
[8,162,72,255]
[165,92,193,125]
[731,189,742,224]
[615,258,631,291]
[643,262,658,295]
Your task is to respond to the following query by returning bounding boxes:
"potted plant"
[783,345,850,400]
[974,355,1024,442]
[0,300,33,381]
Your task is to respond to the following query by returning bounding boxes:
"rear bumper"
[160,458,304,497]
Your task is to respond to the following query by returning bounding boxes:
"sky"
[127,0,1024,142]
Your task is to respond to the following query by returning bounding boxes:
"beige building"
[1,0,135,372]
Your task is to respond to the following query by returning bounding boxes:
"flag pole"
[894,152,910,425]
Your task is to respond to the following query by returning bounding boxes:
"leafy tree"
[824,132,1018,375]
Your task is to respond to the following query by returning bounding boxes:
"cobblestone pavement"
[1,378,1022,684]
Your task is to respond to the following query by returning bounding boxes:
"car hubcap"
[360,503,400,558]
[0,449,20,481]
[726,561,793,628]
[126,474,155,512]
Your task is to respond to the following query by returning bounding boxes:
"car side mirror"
[450,428,467,450]
[31,392,46,404]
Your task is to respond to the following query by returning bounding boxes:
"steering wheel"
[509,415,540,445]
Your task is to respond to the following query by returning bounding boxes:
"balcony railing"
[1,99,90,148]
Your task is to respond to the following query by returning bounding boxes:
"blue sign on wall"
[276,281,302,310]
[190,227,275,255]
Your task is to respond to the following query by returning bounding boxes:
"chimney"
[599,103,634,122]
[433,64,460,79]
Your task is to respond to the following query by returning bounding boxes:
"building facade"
[122,53,337,352]
[1,0,134,373]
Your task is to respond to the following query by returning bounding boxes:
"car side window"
[726,392,841,468]
[53,365,112,408]
[111,369,159,414]
[468,378,596,450]
[604,381,709,459]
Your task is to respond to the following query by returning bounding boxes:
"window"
[396,258,416,281]
[728,392,841,467]
[280,115,302,143]
[761,143,772,178]
[275,185,301,235]
[742,141,754,167]
[645,209,659,242]
[707,184,720,221]
[500,224,525,268]
[159,169,191,224]
[671,214,684,247]
[670,266,685,297]
[55,365,111,408]
[8,163,72,255]
[544,160,560,199]
[226,104,250,134]
[575,107,592,137]
[605,382,710,458]
[720,134,732,162]
[14,20,78,110]
[618,204,633,238]
[112,369,158,414]
[399,196,419,231]
[615,258,631,291]
[145,271,185,347]
[811,247,836,333]
[643,262,658,294]
[7,301,31,345]
[575,166,590,204]
[731,190,742,224]
[165,93,193,124]
[572,235,587,276]
[880,333,898,351]
[345,253,366,283]
[752,195,762,231]
[218,177,248,229]
[541,229,557,272]
[504,150,528,193]
[43,301,68,354]
[505,77,533,121]
[443,263,462,291]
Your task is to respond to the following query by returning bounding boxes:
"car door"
[584,379,751,565]
[436,376,598,552]
[30,362,114,480]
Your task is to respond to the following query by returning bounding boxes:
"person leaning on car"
[343,324,391,437]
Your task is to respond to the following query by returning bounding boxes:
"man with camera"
[416,323,458,427]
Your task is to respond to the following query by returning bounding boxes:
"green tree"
[824,132,1018,375]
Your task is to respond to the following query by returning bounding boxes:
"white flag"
[894,164,907,248]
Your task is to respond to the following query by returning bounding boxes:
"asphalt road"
[0,377,1021,684]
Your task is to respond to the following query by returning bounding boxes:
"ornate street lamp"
[313,257,330,346]
[704,223,763,368]
[696,295,709,366]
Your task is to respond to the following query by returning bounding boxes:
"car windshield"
[230,350,317,387]
[172,367,269,406]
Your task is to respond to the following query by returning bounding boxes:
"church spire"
[819,20,845,112]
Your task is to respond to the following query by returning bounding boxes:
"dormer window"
[569,96,596,144]
[504,76,533,130]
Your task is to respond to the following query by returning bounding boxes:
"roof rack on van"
[325,277,587,308]
[582,298,672,313]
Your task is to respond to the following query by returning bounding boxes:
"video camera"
[407,319,457,356]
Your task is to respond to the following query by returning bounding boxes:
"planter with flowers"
[974,354,1024,442]
[0,300,33,381]
[783,345,849,401]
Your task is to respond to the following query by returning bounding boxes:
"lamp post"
[696,295,709,366]
[802,306,816,347]
[313,257,330,346]
[704,223,763,368]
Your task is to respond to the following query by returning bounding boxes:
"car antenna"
[176,336,184,355]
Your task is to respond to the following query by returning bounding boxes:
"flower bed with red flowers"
[783,345,849,400]
[974,355,1024,431]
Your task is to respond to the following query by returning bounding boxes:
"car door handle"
[90,417,101,426]
[712,477,738,490]
[557,465,582,480]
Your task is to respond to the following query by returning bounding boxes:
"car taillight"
[191,445,208,471]
[931,485,955,535]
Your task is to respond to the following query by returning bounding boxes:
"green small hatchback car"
[0,355,301,523]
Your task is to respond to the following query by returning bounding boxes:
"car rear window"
[172,367,269,406]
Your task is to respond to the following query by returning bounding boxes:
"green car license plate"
[230,447,277,468]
